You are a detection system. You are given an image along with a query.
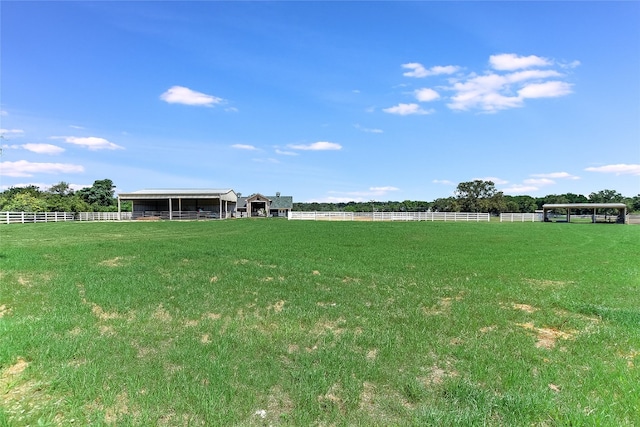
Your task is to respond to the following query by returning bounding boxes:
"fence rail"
[499,213,543,222]
[1,211,132,224]
[288,211,490,222]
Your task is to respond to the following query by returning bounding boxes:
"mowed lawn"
[1,220,639,426]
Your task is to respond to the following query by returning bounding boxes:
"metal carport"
[542,203,628,224]
[117,189,238,220]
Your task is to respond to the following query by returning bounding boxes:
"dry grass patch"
[422,292,464,316]
[0,304,11,318]
[1,358,66,426]
[516,322,577,349]
[512,303,538,313]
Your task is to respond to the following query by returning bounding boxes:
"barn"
[117,189,238,220]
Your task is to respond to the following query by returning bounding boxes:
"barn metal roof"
[542,203,627,209]
[118,189,237,201]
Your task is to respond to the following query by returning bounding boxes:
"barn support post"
[169,197,173,220]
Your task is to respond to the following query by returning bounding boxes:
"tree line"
[1,179,638,214]
[293,180,640,214]
[0,179,130,212]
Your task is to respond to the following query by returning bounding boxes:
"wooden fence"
[288,211,490,222]
[499,213,543,222]
[1,212,132,224]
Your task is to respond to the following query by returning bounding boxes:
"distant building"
[117,188,237,220]
[117,189,292,220]
[236,192,293,218]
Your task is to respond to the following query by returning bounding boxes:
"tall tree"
[455,180,504,213]
[77,179,117,209]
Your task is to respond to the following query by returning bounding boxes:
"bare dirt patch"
[512,303,538,313]
[312,317,346,337]
[152,304,172,322]
[318,382,346,414]
[516,322,576,349]
[1,358,66,426]
[422,292,464,316]
[0,304,11,318]
[267,300,286,313]
[418,363,459,386]
[99,257,124,267]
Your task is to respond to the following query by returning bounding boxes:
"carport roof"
[542,203,627,209]
[118,189,237,201]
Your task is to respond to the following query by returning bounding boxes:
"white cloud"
[402,63,459,78]
[232,144,259,151]
[489,53,552,71]
[354,124,383,134]
[251,157,280,164]
[501,184,540,194]
[0,160,84,177]
[447,70,573,112]
[275,149,298,156]
[415,88,440,102]
[57,136,123,151]
[22,143,65,155]
[369,186,400,194]
[383,103,432,115]
[475,176,509,185]
[0,129,25,137]
[314,186,400,202]
[523,178,555,186]
[433,179,455,185]
[531,172,580,180]
[585,164,640,176]
[160,86,224,106]
[397,54,576,113]
[287,141,342,151]
[518,81,573,99]
[0,111,7,116]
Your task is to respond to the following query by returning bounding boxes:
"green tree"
[77,179,117,210]
[431,197,460,212]
[2,193,48,212]
[455,180,504,213]
[588,189,624,204]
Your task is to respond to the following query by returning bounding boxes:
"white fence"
[1,211,132,224]
[499,213,543,222]
[288,211,490,222]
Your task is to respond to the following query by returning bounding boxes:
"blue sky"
[1,1,639,202]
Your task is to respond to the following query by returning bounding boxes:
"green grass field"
[1,220,639,426]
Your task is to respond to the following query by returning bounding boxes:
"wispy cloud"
[313,186,400,202]
[476,176,509,185]
[160,86,224,107]
[55,136,124,151]
[433,179,455,185]
[501,184,540,194]
[3,143,65,155]
[275,149,298,156]
[287,141,342,151]
[383,103,433,116]
[530,171,580,180]
[0,129,25,137]
[232,144,259,151]
[523,178,555,186]
[402,63,460,78]
[0,160,84,177]
[354,124,383,134]
[585,164,640,175]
